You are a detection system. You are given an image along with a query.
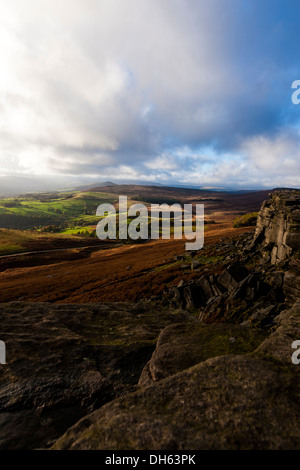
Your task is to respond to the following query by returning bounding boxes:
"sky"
[1,0,300,190]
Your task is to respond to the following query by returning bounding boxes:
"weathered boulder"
[0,301,188,449]
[217,262,249,291]
[255,300,300,364]
[198,271,270,324]
[248,304,276,327]
[231,273,267,302]
[283,270,300,307]
[168,264,250,313]
[53,356,300,450]
[168,275,219,310]
[138,322,267,387]
[52,299,300,451]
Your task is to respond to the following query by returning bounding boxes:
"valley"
[0,184,267,303]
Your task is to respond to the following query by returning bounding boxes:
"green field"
[0,189,209,253]
[0,191,117,230]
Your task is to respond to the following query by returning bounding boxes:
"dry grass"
[0,224,253,303]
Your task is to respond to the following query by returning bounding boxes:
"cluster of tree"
[40,225,61,233]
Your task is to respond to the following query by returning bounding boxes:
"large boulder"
[0,301,188,449]
[217,263,249,291]
[53,355,300,450]
[138,322,266,387]
[52,281,300,451]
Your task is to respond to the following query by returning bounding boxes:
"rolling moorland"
[0,184,269,302]
[0,185,299,449]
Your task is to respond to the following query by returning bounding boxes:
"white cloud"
[242,130,300,176]
[145,154,180,171]
[0,0,299,189]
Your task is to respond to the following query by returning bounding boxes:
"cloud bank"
[0,0,300,189]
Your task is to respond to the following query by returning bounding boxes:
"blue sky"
[1,0,300,189]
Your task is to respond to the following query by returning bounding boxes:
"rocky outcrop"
[52,191,300,451]
[0,301,188,449]
[53,302,300,450]
[166,191,300,326]
[255,300,300,363]
[251,190,300,264]
[167,261,279,325]
[1,190,299,450]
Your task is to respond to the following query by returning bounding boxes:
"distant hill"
[0,177,118,197]
[75,181,117,191]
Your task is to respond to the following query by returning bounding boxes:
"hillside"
[0,190,299,450]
